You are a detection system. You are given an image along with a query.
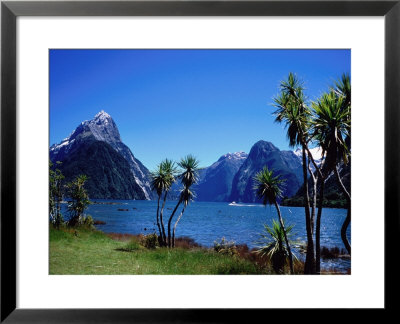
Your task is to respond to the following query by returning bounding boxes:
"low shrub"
[63,215,95,230]
[82,215,94,228]
[213,237,238,256]
[237,245,271,270]
[140,233,158,249]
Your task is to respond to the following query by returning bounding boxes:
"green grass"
[49,227,266,275]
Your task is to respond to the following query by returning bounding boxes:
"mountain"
[53,137,147,200]
[229,140,303,203]
[193,152,248,202]
[50,111,153,199]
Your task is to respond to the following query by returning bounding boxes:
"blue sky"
[50,49,350,170]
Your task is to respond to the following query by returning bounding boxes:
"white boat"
[228,201,237,206]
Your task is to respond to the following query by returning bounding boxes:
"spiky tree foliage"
[272,72,316,274]
[172,187,194,247]
[177,155,200,188]
[253,166,294,274]
[167,155,199,248]
[332,73,351,108]
[312,91,350,172]
[273,89,310,147]
[66,174,91,227]
[49,161,65,229]
[311,74,351,271]
[253,166,284,205]
[256,219,298,274]
[150,159,177,245]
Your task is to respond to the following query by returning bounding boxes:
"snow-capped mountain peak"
[86,110,121,144]
[293,146,323,166]
[94,110,111,119]
[50,111,120,154]
[218,151,248,162]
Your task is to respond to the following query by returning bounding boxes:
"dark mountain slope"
[282,163,351,208]
[55,136,146,200]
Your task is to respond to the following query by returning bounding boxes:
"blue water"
[62,200,351,272]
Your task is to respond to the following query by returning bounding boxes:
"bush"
[213,237,238,256]
[140,233,158,249]
[66,174,90,227]
[82,215,94,228]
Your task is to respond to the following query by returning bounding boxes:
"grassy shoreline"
[50,226,348,275]
[50,226,266,275]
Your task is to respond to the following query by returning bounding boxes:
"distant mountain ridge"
[229,140,303,203]
[193,152,248,202]
[50,111,153,199]
[50,112,334,202]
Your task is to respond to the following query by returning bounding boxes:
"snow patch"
[294,147,323,164]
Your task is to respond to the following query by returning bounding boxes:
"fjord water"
[65,200,350,272]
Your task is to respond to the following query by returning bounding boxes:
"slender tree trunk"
[68,210,79,227]
[155,195,162,241]
[315,174,326,274]
[167,198,182,248]
[55,194,59,228]
[341,208,351,255]
[172,206,186,248]
[55,180,62,228]
[334,166,351,254]
[159,191,168,245]
[302,146,315,274]
[334,165,351,201]
[303,145,327,274]
[274,201,294,274]
[307,156,317,235]
[56,200,61,229]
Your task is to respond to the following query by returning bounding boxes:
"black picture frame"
[1,0,398,322]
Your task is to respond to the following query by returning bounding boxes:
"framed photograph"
[1,0,398,322]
